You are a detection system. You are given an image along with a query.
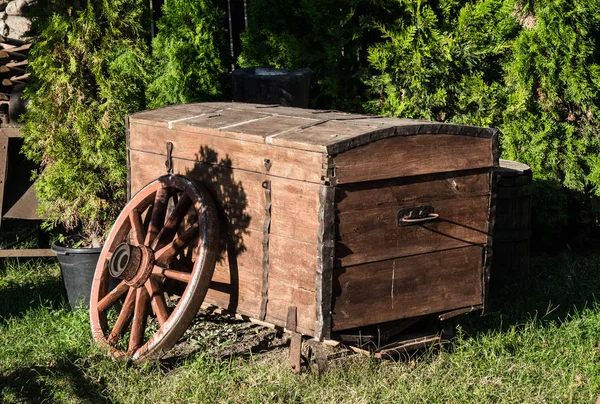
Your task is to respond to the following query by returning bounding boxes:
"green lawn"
[1,253,600,403]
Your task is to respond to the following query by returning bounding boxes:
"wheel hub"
[109,243,155,288]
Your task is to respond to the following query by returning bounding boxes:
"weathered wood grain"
[315,185,335,340]
[333,134,494,183]
[129,103,497,156]
[127,103,498,338]
[336,173,491,266]
[129,123,325,183]
[129,150,321,244]
[336,170,490,212]
[129,150,319,335]
[332,246,484,330]
[205,228,318,334]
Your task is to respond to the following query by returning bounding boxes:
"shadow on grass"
[0,357,110,403]
[0,258,67,323]
[454,251,600,336]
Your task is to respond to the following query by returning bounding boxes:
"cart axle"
[109,242,155,288]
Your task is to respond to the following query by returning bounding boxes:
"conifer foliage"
[239,0,379,111]
[146,0,229,108]
[501,0,600,198]
[21,0,149,246]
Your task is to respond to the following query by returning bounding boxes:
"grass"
[1,253,600,402]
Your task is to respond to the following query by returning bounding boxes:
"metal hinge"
[321,156,335,184]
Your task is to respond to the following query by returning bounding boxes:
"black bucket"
[51,242,102,310]
[231,67,312,108]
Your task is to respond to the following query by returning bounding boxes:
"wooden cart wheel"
[90,175,220,362]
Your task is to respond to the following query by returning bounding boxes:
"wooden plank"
[128,150,321,244]
[332,245,484,331]
[202,229,319,335]
[269,120,380,152]
[190,227,319,335]
[438,305,482,321]
[333,134,494,183]
[204,226,263,318]
[203,230,318,334]
[374,335,441,359]
[0,126,23,138]
[315,185,335,340]
[337,193,490,266]
[129,103,222,127]
[201,304,281,330]
[336,170,490,212]
[0,249,56,257]
[3,183,40,219]
[0,129,8,226]
[266,277,316,334]
[128,123,325,183]
[226,115,315,138]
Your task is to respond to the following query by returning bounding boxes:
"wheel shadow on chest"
[182,146,252,314]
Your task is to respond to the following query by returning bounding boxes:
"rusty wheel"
[90,175,219,362]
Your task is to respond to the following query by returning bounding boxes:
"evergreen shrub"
[146,0,229,108]
[21,0,149,246]
[239,0,383,111]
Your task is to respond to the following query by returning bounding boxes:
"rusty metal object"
[259,180,271,321]
[90,175,220,362]
[287,306,302,373]
[109,243,155,288]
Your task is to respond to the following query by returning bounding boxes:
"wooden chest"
[127,102,498,340]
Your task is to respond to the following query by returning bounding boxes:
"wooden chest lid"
[129,102,497,155]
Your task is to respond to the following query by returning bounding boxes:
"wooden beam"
[0,249,56,257]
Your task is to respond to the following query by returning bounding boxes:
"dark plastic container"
[51,241,102,309]
[231,67,311,108]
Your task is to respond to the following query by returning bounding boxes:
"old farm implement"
[90,102,498,365]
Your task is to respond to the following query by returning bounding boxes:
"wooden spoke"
[144,187,170,247]
[163,269,191,283]
[146,277,170,326]
[155,222,199,263]
[90,175,220,363]
[143,203,153,235]
[152,265,165,276]
[107,288,136,345]
[128,288,150,354]
[128,208,145,246]
[152,193,192,251]
[97,281,129,312]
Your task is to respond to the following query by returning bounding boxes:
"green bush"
[500,0,600,198]
[365,0,519,125]
[21,0,149,246]
[146,0,229,108]
[239,0,382,111]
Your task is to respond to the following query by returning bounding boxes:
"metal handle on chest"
[398,205,439,226]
